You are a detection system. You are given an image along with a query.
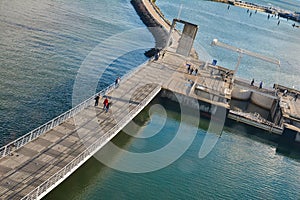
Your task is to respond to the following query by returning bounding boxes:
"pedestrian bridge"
[0,1,234,197]
[0,45,233,199]
[0,59,165,199]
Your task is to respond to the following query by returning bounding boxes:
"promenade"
[0,38,233,199]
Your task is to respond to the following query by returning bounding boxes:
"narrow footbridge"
[0,7,233,197]
[1,51,219,199]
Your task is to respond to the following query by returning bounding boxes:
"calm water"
[44,98,300,200]
[157,0,300,88]
[0,0,300,199]
[0,0,152,145]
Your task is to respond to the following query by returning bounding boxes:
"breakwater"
[131,0,168,51]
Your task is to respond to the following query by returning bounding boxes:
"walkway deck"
[0,2,233,195]
[0,44,232,199]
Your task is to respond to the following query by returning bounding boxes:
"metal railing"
[0,61,148,159]
[21,85,161,200]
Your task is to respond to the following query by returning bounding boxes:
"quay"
[211,0,300,23]
[0,0,299,199]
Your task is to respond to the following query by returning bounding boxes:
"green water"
[44,98,300,200]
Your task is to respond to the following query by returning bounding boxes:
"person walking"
[195,68,198,76]
[259,81,263,89]
[250,78,254,86]
[190,68,194,75]
[106,102,111,113]
[94,94,100,106]
[115,77,121,88]
[103,97,108,110]
[187,63,191,74]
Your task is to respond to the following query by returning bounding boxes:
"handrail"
[0,60,148,159]
[21,85,161,200]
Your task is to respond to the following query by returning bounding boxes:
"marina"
[0,0,299,199]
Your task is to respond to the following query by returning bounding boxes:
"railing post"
[3,146,7,158]
[50,119,54,130]
[36,186,40,200]
[28,132,33,143]
[21,137,25,148]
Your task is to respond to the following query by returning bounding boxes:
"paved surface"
[0,47,233,199]
[2,0,298,198]
[278,89,300,123]
[234,78,276,97]
[0,1,233,199]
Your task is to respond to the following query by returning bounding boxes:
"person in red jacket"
[103,97,108,110]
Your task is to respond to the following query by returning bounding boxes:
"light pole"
[211,39,280,82]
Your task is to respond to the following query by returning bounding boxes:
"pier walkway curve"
[1,48,229,199]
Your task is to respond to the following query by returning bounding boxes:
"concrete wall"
[231,86,252,101]
[250,92,275,110]
[177,23,198,57]
[246,103,270,119]
[160,89,220,115]
[280,126,297,144]
[296,132,300,142]
[292,121,300,128]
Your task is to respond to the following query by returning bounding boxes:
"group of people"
[250,78,263,89]
[93,76,122,113]
[94,95,111,113]
[283,89,298,102]
[186,63,198,76]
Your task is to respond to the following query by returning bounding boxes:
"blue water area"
[157,0,300,88]
[44,98,300,200]
[1,0,300,199]
[0,0,151,145]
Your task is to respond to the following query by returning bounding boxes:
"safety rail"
[0,61,148,159]
[21,85,161,200]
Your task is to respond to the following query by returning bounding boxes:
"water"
[44,98,300,200]
[0,0,300,199]
[0,0,152,145]
[156,0,300,88]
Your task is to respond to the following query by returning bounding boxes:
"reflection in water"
[44,95,300,200]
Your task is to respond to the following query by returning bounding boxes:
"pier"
[210,0,300,23]
[0,38,232,200]
[0,0,300,199]
[0,4,233,196]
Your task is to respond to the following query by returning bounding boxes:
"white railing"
[21,85,161,200]
[0,61,148,159]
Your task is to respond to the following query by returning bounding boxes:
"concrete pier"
[0,11,233,198]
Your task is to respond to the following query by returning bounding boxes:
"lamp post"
[211,39,280,82]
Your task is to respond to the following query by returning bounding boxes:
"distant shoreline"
[210,0,300,23]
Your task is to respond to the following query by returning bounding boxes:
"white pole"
[177,4,183,19]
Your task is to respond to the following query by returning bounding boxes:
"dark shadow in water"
[43,156,108,200]
[225,119,300,161]
[44,93,300,199]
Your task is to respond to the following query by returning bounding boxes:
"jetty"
[0,0,299,199]
[211,0,300,23]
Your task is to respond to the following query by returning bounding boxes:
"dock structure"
[274,84,300,143]
[0,44,232,200]
[0,1,234,197]
[0,0,300,199]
